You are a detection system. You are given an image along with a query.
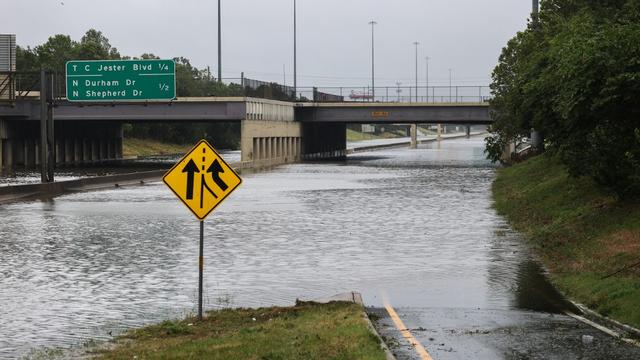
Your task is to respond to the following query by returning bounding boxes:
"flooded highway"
[0,137,637,358]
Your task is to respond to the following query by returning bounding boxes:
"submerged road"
[0,136,638,358]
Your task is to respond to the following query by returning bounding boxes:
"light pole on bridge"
[425,56,430,102]
[218,0,222,82]
[293,0,297,100]
[413,41,419,103]
[369,21,377,102]
[449,68,453,102]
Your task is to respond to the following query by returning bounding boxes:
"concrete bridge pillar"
[410,124,418,149]
[241,119,302,167]
[25,139,36,168]
[3,139,12,168]
[437,124,443,141]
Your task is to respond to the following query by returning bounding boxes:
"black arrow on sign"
[207,159,228,191]
[182,159,200,199]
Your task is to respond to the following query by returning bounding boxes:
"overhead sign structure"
[163,140,242,221]
[66,59,176,102]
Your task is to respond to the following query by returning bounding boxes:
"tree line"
[17,29,242,149]
[486,0,640,198]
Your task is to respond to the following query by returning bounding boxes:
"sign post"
[66,59,176,102]
[163,140,242,320]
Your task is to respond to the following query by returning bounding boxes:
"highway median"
[91,301,389,360]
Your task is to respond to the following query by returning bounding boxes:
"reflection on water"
[0,138,568,358]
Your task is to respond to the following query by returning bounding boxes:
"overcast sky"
[5,0,532,87]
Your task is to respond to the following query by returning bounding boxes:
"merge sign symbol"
[163,140,242,220]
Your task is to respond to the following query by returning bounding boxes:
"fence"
[0,70,490,105]
[297,85,490,103]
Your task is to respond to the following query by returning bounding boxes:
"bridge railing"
[0,71,67,105]
[0,70,490,105]
[296,85,491,103]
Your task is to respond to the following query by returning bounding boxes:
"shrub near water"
[493,155,640,328]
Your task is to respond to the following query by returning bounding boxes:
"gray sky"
[5,0,531,87]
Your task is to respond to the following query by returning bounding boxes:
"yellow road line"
[383,298,434,360]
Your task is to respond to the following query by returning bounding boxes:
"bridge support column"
[241,119,301,167]
[25,139,36,168]
[410,124,418,149]
[3,139,13,167]
[437,124,443,141]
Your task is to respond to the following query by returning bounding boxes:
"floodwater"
[0,138,580,358]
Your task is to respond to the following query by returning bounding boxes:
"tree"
[486,0,640,197]
[77,29,120,60]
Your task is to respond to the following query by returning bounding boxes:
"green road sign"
[66,59,176,102]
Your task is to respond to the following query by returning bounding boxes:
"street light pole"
[217,0,222,82]
[425,56,430,102]
[293,0,297,99]
[413,41,419,102]
[369,21,377,102]
[448,68,452,101]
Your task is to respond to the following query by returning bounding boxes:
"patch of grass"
[95,301,386,360]
[493,155,640,328]
[122,138,194,158]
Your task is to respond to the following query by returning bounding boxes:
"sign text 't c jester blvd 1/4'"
[65,59,176,102]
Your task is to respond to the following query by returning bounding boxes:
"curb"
[310,292,397,360]
[566,301,640,347]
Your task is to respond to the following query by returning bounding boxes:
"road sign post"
[66,59,176,102]
[163,140,242,321]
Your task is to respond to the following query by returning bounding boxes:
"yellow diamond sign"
[163,140,242,220]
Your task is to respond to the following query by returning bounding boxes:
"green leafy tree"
[487,0,640,197]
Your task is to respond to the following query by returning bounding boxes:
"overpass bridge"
[0,94,490,172]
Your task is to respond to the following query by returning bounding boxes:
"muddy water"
[0,138,567,358]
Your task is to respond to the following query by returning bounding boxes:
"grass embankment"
[122,138,194,158]
[493,155,640,328]
[95,301,386,360]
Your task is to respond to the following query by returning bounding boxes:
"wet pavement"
[0,138,638,358]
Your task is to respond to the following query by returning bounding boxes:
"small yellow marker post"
[163,140,242,320]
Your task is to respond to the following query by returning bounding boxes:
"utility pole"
[531,0,544,151]
[413,42,419,102]
[369,21,377,102]
[293,0,297,100]
[396,81,402,102]
[217,0,222,82]
[425,56,430,102]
